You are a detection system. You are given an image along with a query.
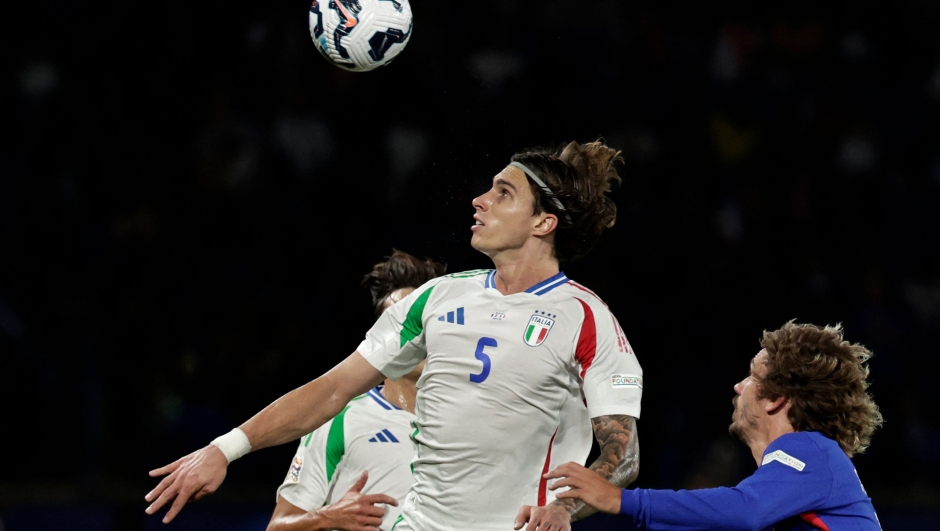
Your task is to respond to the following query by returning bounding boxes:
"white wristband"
[211,428,252,463]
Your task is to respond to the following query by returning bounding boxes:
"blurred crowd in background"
[3,1,940,529]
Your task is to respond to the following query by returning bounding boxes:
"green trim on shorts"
[390,514,404,531]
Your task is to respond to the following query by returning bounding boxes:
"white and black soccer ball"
[309,0,413,72]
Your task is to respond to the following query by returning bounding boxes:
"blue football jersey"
[619,431,881,530]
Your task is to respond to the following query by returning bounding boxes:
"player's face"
[729,350,770,444]
[470,166,540,256]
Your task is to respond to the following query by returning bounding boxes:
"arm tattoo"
[549,414,639,521]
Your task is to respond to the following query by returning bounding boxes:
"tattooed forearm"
[590,414,639,486]
[549,414,639,521]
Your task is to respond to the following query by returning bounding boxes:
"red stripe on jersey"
[566,281,606,306]
[538,429,558,506]
[574,298,597,381]
[537,327,548,343]
[568,281,629,353]
[800,512,832,531]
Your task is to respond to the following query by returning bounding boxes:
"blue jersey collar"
[484,270,568,296]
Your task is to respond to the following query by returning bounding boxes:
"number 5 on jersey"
[470,337,497,383]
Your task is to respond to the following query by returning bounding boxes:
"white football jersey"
[276,387,416,531]
[543,377,593,504]
[357,270,643,531]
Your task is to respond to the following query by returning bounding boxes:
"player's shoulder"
[762,432,835,472]
[552,277,614,314]
[344,388,414,422]
[442,268,492,281]
[397,270,488,302]
[429,269,493,290]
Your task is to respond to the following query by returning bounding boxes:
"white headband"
[509,161,572,224]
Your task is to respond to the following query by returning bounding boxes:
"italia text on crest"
[523,311,556,347]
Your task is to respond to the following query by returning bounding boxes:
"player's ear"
[533,213,558,237]
[765,395,789,415]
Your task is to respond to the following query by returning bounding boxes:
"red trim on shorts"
[574,298,597,381]
[538,429,559,506]
[800,512,832,531]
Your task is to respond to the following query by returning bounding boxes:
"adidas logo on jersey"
[437,307,465,324]
[368,429,400,443]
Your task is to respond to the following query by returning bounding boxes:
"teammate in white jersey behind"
[268,250,446,531]
[146,139,643,531]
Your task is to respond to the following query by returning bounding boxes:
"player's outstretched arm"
[514,415,638,531]
[267,471,398,531]
[145,351,385,523]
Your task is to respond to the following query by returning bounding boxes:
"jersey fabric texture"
[619,431,881,530]
[544,377,593,505]
[276,387,416,531]
[357,270,643,531]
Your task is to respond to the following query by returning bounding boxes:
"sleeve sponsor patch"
[761,450,806,471]
[288,456,303,482]
[611,375,643,388]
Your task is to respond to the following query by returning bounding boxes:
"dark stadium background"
[4,1,940,529]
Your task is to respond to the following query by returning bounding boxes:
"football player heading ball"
[146,140,643,531]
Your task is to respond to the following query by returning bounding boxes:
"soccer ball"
[309,0,414,72]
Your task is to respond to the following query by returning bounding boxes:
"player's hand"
[319,471,398,531]
[144,445,229,523]
[513,503,571,531]
[545,462,622,515]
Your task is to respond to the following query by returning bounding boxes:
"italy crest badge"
[524,311,556,347]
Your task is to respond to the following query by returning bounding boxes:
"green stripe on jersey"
[444,269,490,278]
[391,515,404,531]
[409,420,420,475]
[304,394,366,448]
[401,287,434,347]
[325,405,351,482]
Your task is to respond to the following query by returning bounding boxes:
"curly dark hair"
[510,139,623,264]
[758,321,884,457]
[361,249,446,317]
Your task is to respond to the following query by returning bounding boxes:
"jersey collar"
[485,270,569,296]
[368,386,402,410]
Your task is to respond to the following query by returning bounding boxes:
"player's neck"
[381,378,417,414]
[749,422,797,466]
[490,247,560,296]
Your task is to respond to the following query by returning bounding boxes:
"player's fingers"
[358,504,385,518]
[145,478,180,515]
[145,469,179,503]
[513,505,532,530]
[543,462,579,479]
[547,477,577,491]
[350,470,369,493]
[359,493,398,507]
[149,459,182,477]
[524,509,543,531]
[553,489,580,500]
[162,481,198,524]
[356,514,384,527]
